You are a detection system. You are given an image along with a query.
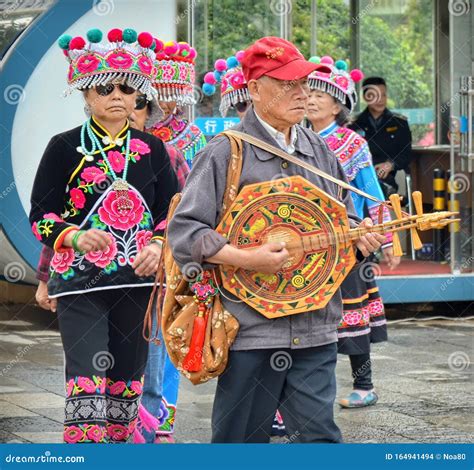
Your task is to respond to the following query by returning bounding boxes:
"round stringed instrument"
[216,175,459,319]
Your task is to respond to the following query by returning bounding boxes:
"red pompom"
[188,47,197,60]
[107,28,123,42]
[138,32,153,48]
[155,38,163,54]
[69,36,86,50]
[350,69,364,82]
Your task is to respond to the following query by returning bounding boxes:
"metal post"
[433,168,446,262]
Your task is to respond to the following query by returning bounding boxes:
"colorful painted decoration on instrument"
[216,177,459,319]
[216,175,356,318]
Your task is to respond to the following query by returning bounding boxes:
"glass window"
[358,0,435,145]
[0,0,54,58]
[182,0,282,135]
[291,0,350,60]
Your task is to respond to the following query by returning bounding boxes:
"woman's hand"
[35,281,57,313]
[375,161,394,179]
[383,246,401,270]
[64,229,111,253]
[355,218,386,257]
[132,243,162,277]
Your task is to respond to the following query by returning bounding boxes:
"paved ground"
[0,302,472,444]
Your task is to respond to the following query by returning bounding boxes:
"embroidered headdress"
[307,56,364,112]
[153,39,197,106]
[201,51,251,117]
[58,28,158,100]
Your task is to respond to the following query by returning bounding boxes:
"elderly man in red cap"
[168,37,384,443]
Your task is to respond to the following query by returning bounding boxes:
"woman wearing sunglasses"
[29,28,178,444]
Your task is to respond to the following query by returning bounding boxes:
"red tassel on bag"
[182,306,208,372]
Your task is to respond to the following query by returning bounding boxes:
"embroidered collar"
[90,116,130,146]
[317,121,338,138]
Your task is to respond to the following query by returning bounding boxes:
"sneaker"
[339,390,378,408]
[154,434,175,444]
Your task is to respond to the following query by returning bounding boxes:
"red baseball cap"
[241,36,318,82]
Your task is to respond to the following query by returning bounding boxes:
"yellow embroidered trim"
[151,235,165,241]
[342,293,369,304]
[91,116,129,141]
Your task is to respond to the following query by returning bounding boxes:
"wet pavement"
[0,302,472,443]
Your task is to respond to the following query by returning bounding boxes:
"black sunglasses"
[234,101,249,113]
[95,83,136,96]
[135,95,148,110]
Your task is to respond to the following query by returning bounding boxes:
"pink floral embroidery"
[66,379,74,397]
[108,381,126,395]
[107,51,133,69]
[178,64,188,81]
[98,190,145,231]
[86,425,105,443]
[344,312,363,326]
[32,222,41,241]
[81,166,107,184]
[162,63,175,81]
[77,376,97,393]
[138,55,153,74]
[107,423,129,441]
[155,220,167,231]
[70,188,86,209]
[64,426,84,444]
[43,213,63,223]
[129,139,150,155]
[107,150,125,173]
[229,71,245,88]
[135,230,152,251]
[130,380,143,395]
[51,249,75,274]
[85,233,117,268]
[77,54,100,74]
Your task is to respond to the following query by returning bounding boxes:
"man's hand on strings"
[355,218,386,257]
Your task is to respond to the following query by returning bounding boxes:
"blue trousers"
[141,313,180,443]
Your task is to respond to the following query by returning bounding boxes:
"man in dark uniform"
[350,76,412,196]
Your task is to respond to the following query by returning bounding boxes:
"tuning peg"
[406,191,424,250]
[412,191,423,216]
[389,194,404,257]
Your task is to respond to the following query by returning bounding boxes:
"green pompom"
[309,55,320,64]
[58,34,72,50]
[122,28,138,44]
[86,28,103,43]
[335,60,348,71]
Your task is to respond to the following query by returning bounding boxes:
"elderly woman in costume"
[146,40,206,168]
[29,28,178,443]
[305,56,400,407]
[168,37,385,443]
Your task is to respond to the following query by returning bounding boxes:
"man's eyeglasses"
[95,83,136,96]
